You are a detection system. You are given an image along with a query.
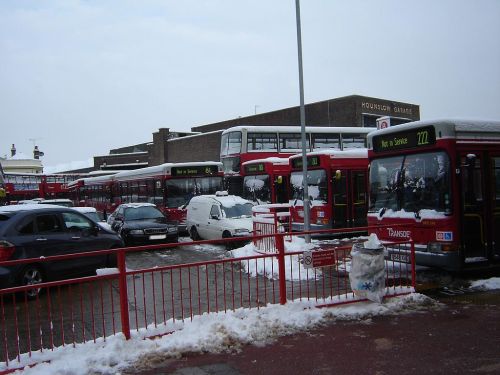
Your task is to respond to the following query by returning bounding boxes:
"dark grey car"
[108,203,178,247]
[0,205,124,298]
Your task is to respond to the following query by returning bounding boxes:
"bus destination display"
[291,156,320,169]
[373,126,436,152]
[244,163,265,174]
[171,165,219,177]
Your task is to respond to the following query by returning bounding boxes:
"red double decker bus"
[367,119,500,271]
[2,173,44,202]
[241,158,290,205]
[288,149,369,235]
[43,173,87,199]
[220,125,372,195]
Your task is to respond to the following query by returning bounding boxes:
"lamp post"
[295,0,310,242]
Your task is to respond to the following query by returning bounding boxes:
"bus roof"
[242,157,290,166]
[289,148,368,160]
[222,125,373,135]
[112,161,222,181]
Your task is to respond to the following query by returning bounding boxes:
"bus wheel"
[190,227,200,241]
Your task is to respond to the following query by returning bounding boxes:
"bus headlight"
[427,242,442,253]
[427,243,457,253]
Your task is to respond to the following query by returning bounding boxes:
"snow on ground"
[9,293,439,375]
[230,236,318,281]
[6,234,499,375]
[469,277,500,290]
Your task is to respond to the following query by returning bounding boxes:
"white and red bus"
[220,125,372,195]
[43,173,87,199]
[69,173,115,213]
[71,162,224,231]
[288,149,369,234]
[367,119,500,272]
[241,158,290,205]
[2,172,44,202]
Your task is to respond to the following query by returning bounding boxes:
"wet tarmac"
[124,289,500,375]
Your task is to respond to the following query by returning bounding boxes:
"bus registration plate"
[150,234,167,240]
[390,253,410,263]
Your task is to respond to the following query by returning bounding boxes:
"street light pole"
[295,0,310,242]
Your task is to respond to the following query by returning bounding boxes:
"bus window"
[312,133,340,150]
[220,131,242,156]
[342,133,366,149]
[369,152,451,214]
[165,179,195,208]
[279,133,310,151]
[228,132,242,155]
[243,175,271,204]
[462,155,483,206]
[290,170,328,204]
[369,156,402,212]
[247,133,277,151]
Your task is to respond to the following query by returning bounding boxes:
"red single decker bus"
[69,174,115,213]
[71,162,224,232]
[241,158,290,205]
[367,119,500,271]
[288,149,369,234]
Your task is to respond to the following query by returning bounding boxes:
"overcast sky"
[1,0,499,170]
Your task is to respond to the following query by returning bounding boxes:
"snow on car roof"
[0,204,68,212]
[120,203,157,209]
[40,199,73,203]
[190,195,252,208]
[72,206,97,213]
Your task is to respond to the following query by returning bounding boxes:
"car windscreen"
[124,206,164,220]
[83,212,101,222]
[222,203,253,218]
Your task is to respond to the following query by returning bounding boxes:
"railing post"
[117,249,131,340]
[275,233,287,305]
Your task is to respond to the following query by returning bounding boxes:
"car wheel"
[106,249,118,268]
[222,231,233,250]
[190,227,200,241]
[18,266,44,300]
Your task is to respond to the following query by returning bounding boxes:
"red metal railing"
[0,227,414,372]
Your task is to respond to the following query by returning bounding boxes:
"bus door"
[490,156,500,258]
[331,170,367,229]
[460,153,488,260]
[274,175,289,203]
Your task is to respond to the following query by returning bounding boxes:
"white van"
[186,192,254,241]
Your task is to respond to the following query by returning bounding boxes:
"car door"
[60,211,109,271]
[206,204,223,239]
[24,213,75,277]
